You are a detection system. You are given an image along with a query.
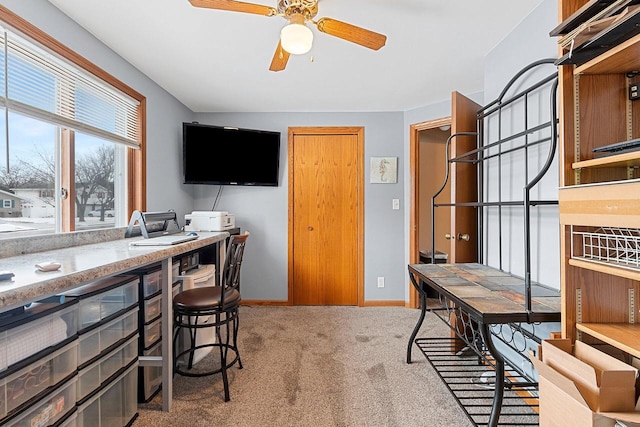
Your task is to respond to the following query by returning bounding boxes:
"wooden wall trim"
[408,116,451,309]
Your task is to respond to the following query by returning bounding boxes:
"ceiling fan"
[189,0,387,72]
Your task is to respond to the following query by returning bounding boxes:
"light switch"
[392,199,400,210]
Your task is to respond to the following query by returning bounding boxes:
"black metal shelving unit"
[408,59,561,427]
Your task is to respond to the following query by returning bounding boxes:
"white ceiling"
[47,0,544,113]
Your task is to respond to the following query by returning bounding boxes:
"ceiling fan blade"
[269,40,290,72]
[189,0,277,16]
[316,17,386,50]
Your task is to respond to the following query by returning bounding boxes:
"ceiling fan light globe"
[280,23,313,55]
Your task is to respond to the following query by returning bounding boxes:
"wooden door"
[288,127,364,305]
[449,91,481,263]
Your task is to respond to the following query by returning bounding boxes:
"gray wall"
[192,112,405,302]
[1,0,196,224]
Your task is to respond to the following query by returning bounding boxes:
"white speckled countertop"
[0,232,229,311]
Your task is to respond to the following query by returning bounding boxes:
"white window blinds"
[0,27,141,148]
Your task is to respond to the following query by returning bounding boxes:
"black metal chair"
[172,231,249,401]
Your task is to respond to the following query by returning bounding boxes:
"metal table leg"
[481,322,505,427]
[407,273,427,364]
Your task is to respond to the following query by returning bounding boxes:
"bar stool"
[172,231,249,401]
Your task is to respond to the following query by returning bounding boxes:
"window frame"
[0,5,146,232]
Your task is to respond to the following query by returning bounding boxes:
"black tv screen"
[183,122,281,186]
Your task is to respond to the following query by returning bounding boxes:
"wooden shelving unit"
[556,0,640,356]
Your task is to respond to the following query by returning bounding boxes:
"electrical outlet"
[392,199,400,210]
[377,277,385,288]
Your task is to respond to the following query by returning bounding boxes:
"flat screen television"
[183,122,281,186]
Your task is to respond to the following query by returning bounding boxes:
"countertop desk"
[0,231,230,412]
[407,263,561,427]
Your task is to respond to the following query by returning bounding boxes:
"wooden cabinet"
[557,0,640,359]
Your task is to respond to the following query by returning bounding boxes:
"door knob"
[308,226,314,231]
[457,233,470,241]
[445,233,452,240]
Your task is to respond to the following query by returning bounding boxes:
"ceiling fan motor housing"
[278,0,318,19]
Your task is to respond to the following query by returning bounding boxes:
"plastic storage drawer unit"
[78,307,138,367]
[60,276,139,332]
[0,301,78,374]
[77,362,138,427]
[4,376,77,427]
[0,340,77,421]
[77,335,138,403]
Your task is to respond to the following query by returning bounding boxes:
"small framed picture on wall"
[370,157,397,184]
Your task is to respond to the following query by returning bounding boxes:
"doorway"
[409,92,480,308]
[409,118,451,308]
[288,127,364,305]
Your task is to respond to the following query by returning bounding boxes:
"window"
[2,199,12,208]
[0,6,145,239]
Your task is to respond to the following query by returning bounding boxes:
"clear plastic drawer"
[76,279,139,332]
[77,335,138,402]
[77,362,138,427]
[78,308,138,367]
[143,318,161,350]
[143,293,161,324]
[0,340,77,421]
[0,303,77,374]
[141,269,162,298]
[5,376,77,427]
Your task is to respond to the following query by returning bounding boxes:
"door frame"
[287,126,365,306]
[408,116,451,309]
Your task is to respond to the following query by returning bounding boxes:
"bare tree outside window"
[0,118,119,237]
[75,143,115,223]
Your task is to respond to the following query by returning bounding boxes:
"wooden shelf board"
[574,33,640,75]
[577,323,640,359]
[559,180,640,228]
[569,258,640,281]
[572,151,640,169]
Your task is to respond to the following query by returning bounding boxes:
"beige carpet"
[134,305,473,427]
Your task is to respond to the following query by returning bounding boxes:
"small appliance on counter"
[184,211,235,232]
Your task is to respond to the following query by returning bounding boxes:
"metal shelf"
[416,337,539,427]
[571,226,640,271]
